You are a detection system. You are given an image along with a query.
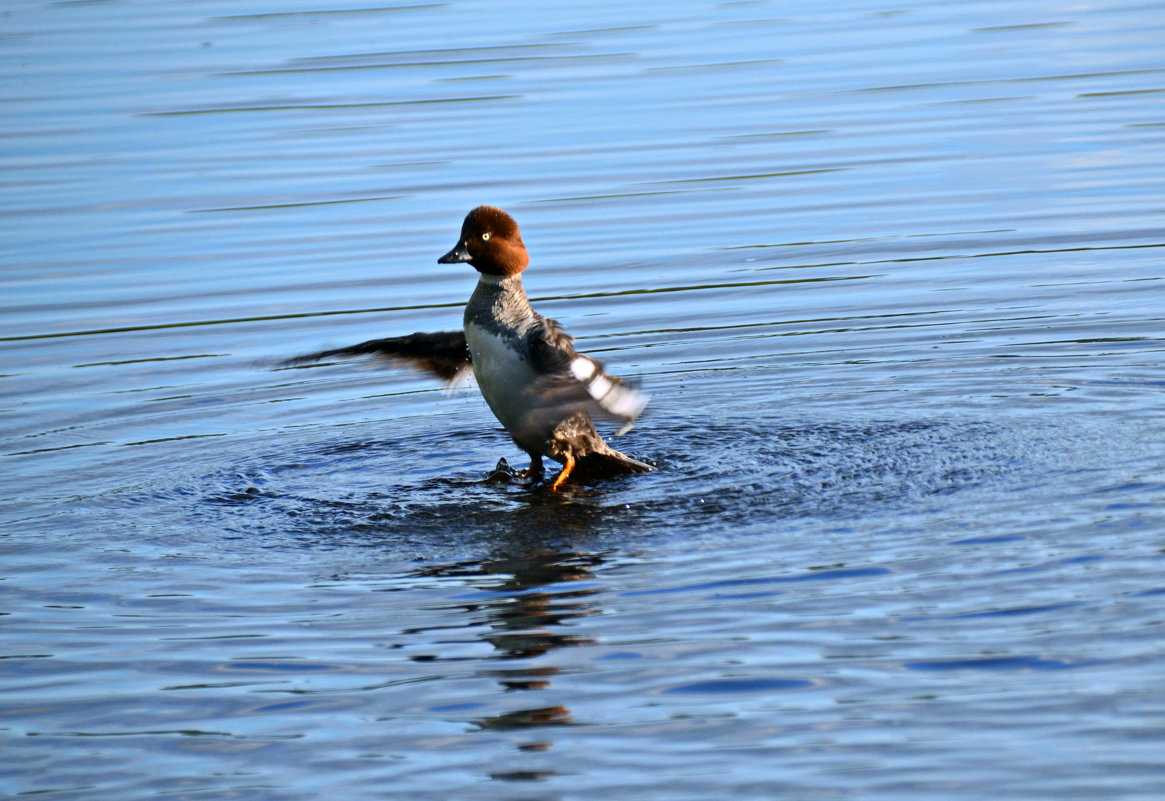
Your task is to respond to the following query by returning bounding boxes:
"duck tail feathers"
[573,448,653,480]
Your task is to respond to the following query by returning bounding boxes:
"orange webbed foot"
[549,456,576,493]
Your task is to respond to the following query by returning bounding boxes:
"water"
[3,0,1164,798]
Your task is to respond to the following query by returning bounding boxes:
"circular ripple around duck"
[89,409,1106,560]
[115,424,643,556]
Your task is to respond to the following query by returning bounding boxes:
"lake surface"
[3,0,1164,798]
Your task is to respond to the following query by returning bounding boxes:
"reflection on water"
[414,552,601,660]
[412,552,603,738]
[4,0,1165,799]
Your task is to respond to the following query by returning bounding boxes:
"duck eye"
[481,232,491,241]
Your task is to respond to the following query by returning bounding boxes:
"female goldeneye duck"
[286,206,650,491]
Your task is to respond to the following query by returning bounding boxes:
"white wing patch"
[570,357,596,381]
[569,356,648,433]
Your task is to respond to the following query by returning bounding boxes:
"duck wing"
[523,316,648,433]
[281,331,471,384]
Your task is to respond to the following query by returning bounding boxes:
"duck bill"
[438,241,472,264]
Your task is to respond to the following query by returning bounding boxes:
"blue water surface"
[3,1,1164,799]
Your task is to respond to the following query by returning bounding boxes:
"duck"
[286,206,651,491]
